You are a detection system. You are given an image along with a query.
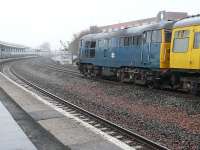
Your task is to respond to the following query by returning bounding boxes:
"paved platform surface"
[0,101,37,150]
[0,72,131,150]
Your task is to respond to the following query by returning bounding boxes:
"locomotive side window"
[133,36,142,45]
[120,36,142,47]
[173,30,190,52]
[194,32,200,49]
[124,37,129,47]
[108,39,112,48]
[120,37,124,47]
[104,39,109,48]
[90,41,96,58]
[152,30,162,43]
[144,31,152,43]
[111,38,117,48]
[128,37,133,46]
[98,40,104,48]
[120,36,133,47]
[137,36,142,45]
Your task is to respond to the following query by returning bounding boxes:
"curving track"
[1,59,170,150]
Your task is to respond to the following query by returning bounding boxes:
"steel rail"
[46,65,123,85]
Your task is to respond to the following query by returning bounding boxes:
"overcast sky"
[0,0,199,49]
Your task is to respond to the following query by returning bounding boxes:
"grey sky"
[0,0,199,49]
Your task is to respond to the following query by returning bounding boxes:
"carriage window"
[194,32,200,49]
[152,30,162,43]
[173,30,190,52]
[165,30,172,43]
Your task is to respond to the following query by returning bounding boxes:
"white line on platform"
[1,72,137,150]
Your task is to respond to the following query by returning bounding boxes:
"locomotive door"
[142,31,151,65]
[171,29,191,69]
[110,38,117,66]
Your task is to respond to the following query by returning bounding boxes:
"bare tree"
[39,42,51,51]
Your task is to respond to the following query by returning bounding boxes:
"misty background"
[0,0,199,50]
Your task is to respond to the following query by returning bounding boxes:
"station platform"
[0,101,37,150]
[0,72,133,150]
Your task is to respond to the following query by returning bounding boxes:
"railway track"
[46,65,196,97]
[46,65,82,77]
[1,61,170,150]
[46,65,125,86]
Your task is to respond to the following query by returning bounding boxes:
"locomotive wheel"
[190,82,199,95]
[116,70,121,81]
[120,72,125,82]
[147,80,160,89]
[147,81,154,89]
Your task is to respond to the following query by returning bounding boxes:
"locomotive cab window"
[173,30,190,52]
[85,41,90,57]
[194,32,200,49]
[84,41,96,58]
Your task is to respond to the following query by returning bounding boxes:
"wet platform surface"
[0,101,37,150]
[0,72,132,150]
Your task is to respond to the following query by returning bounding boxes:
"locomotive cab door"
[170,28,191,69]
[190,27,200,70]
[142,31,151,65]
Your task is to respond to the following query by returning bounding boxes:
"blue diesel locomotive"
[78,21,174,87]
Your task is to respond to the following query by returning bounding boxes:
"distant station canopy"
[100,11,188,32]
[0,40,28,49]
[0,40,35,58]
